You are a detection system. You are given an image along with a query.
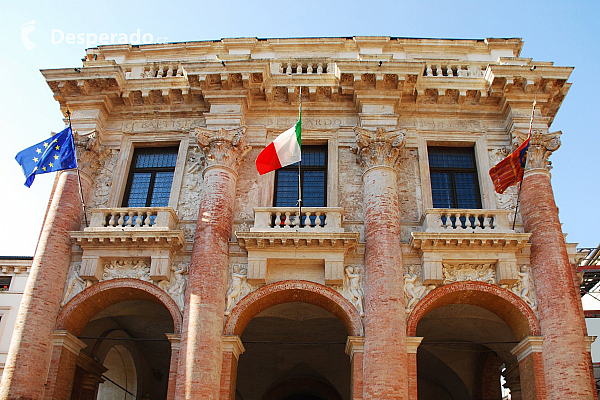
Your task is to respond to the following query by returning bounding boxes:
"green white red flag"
[256,113,301,175]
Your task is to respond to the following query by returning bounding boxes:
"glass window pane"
[126,173,151,207]
[275,170,299,207]
[429,148,474,169]
[149,172,174,207]
[302,146,327,167]
[134,147,178,168]
[455,173,479,209]
[431,172,453,208]
[303,170,325,207]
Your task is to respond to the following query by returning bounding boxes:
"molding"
[52,330,87,355]
[345,336,365,361]
[511,335,544,362]
[406,336,424,354]
[222,335,245,360]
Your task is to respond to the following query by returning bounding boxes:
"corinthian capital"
[352,127,405,171]
[73,130,108,177]
[512,129,561,171]
[193,126,251,172]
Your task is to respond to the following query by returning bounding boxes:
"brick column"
[519,129,595,399]
[43,331,87,400]
[511,336,546,400]
[176,127,250,399]
[345,336,365,400]
[406,337,423,400]
[0,133,102,400]
[353,127,407,399]
[220,336,245,400]
[165,334,181,400]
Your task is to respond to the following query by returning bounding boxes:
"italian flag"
[256,113,301,175]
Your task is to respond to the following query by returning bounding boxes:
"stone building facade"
[0,37,594,399]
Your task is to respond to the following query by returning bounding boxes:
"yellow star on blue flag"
[15,127,78,187]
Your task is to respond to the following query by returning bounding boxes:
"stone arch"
[407,281,540,340]
[262,376,344,400]
[56,278,182,335]
[223,280,364,337]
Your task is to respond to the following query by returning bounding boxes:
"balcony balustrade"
[87,207,179,231]
[250,207,344,233]
[420,208,513,233]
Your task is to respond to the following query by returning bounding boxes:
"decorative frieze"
[102,259,152,281]
[442,263,496,285]
[193,126,251,173]
[352,127,405,171]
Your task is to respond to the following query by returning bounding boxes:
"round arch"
[407,281,540,340]
[224,280,364,337]
[56,278,183,335]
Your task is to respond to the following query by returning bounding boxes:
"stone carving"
[510,265,537,311]
[342,266,365,317]
[193,126,251,172]
[404,265,436,313]
[177,146,204,220]
[511,129,561,171]
[61,263,91,306]
[352,127,406,170]
[442,263,496,285]
[489,148,519,222]
[73,129,108,177]
[102,259,152,282]
[90,149,119,209]
[158,263,189,311]
[225,264,253,315]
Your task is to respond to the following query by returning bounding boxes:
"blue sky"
[1,0,599,259]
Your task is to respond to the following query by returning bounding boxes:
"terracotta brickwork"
[521,169,596,399]
[1,37,590,400]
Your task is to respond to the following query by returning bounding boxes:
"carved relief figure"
[90,149,119,209]
[177,146,204,220]
[442,263,496,285]
[225,264,253,315]
[162,263,188,310]
[61,263,90,306]
[102,259,152,281]
[404,265,428,313]
[512,265,537,311]
[342,266,365,317]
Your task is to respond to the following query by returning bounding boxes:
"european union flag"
[15,127,78,187]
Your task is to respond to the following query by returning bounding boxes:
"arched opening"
[56,279,181,400]
[224,281,363,400]
[407,282,541,400]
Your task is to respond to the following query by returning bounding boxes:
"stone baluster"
[0,129,104,399]
[317,63,323,74]
[436,65,442,76]
[518,126,596,398]
[352,126,407,399]
[175,126,250,399]
[446,65,453,77]
[307,63,313,74]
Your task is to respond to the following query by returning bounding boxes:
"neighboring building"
[0,37,593,400]
[0,257,31,379]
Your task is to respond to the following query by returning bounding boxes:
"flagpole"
[66,108,89,227]
[512,100,536,230]
[298,87,303,227]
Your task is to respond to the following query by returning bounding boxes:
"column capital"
[166,333,181,350]
[406,336,424,354]
[512,129,561,172]
[194,126,251,174]
[345,336,365,361]
[352,126,405,171]
[52,330,87,355]
[73,129,108,183]
[221,335,245,360]
[511,335,544,362]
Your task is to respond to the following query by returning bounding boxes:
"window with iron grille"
[274,145,327,208]
[428,146,481,209]
[122,147,179,207]
[0,276,12,292]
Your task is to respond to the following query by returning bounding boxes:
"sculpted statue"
[225,264,252,315]
[342,266,365,317]
[404,265,428,312]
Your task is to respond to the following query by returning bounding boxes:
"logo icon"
[20,20,35,50]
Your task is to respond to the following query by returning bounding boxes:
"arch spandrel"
[407,281,540,340]
[56,278,183,335]
[224,280,364,337]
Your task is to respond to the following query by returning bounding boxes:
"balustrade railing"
[250,207,344,232]
[420,209,513,233]
[87,207,179,230]
[274,61,329,75]
[423,64,485,78]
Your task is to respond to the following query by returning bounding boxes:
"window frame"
[273,145,328,208]
[428,146,482,209]
[108,134,189,209]
[121,146,180,208]
[417,132,495,212]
